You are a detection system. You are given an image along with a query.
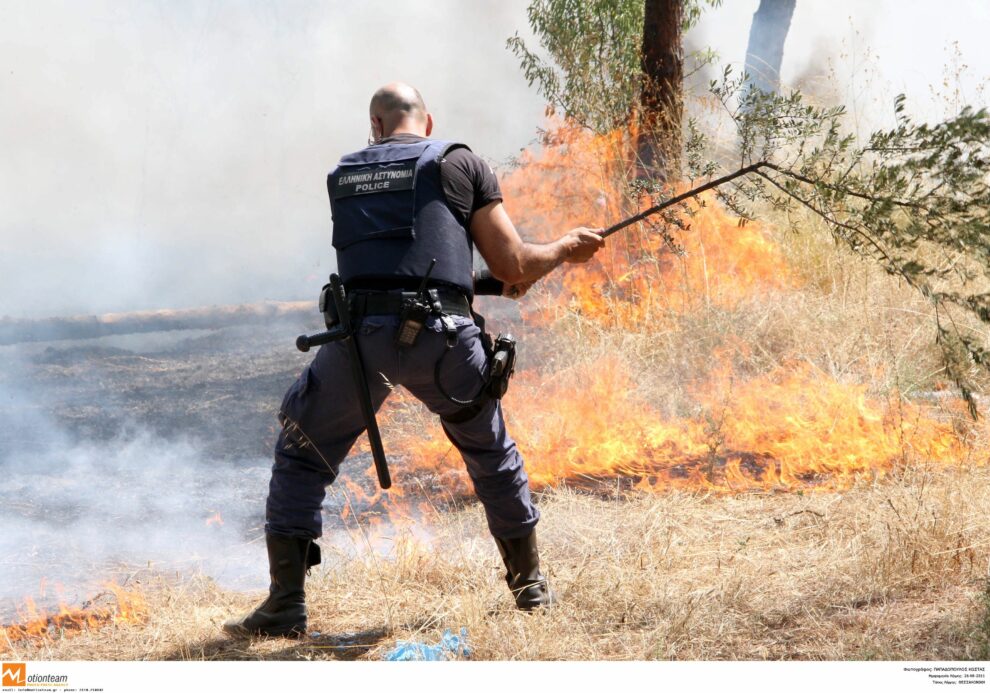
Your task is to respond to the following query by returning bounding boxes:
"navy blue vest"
[327,139,474,294]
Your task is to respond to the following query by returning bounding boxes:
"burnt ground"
[0,295,523,459]
[0,315,324,619]
[0,323,314,461]
[0,299,522,620]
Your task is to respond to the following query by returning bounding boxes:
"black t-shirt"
[378,134,503,226]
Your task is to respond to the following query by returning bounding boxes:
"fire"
[500,122,793,329]
[552,197,792,329]
[205,510,224,527]
[1,583,147,653]
[381,357,976,495]
[356,122,986,498]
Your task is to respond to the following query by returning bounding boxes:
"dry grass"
[6,145,989,663]
[6,462,990,662]
[548,210,963,412]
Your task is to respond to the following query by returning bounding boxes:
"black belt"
[349,290,473,318]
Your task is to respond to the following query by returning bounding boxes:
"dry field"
[4,466,990,661]
[3,126,990,662]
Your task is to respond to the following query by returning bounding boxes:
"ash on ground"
[0,317,367,620]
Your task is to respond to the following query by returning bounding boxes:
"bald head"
[369,82,432,140]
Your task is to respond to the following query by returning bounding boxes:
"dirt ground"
[2,314,989,661]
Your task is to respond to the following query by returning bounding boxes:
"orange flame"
[205,511,224,527]
[1,582,147,652]
[379,357,976,495]
[356,122,985,499]
[501,123,794,329]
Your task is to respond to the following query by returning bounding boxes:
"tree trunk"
[638,0,683,183]
[744,0,796,95]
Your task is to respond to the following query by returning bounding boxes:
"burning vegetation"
[351,122,989,503]
[1,583,146,653]
[3,117,988,660]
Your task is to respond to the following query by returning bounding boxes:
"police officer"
[224,82,603,637]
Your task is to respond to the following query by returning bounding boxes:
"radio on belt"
[395,259,438,349]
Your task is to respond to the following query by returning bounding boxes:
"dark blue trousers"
[265,313,539,540]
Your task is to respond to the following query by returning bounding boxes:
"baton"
[296,274,392,490]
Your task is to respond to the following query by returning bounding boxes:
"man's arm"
[470,201,604,288]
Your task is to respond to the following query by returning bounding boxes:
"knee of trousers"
[463,450,539,526]
[273,427,341,480]
[478,489,541,539]
[268,442,339,510]
[466,450,531,496]
[265,438,340,536]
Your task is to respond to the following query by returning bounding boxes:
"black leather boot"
[223,534,320,638]
[494,530,556,610]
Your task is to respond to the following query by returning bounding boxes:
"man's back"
[223,82,600,638]
[327,137,476,293]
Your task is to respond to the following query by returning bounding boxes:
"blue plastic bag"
[383,628,471,661]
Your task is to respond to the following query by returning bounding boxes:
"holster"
[319,282,339,330]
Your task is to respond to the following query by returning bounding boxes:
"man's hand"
[498,228,602,299]
[470,201,606,285]
[561,227,605,263]
[503,280,535,300]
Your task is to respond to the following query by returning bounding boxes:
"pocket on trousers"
[434,323,488,402]
[359,318,389,336]
[300,364,321,394]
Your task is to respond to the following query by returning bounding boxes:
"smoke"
[5,2,986,320]
[3,0,988,623]
[0,435,270,615]
[0,361,272,618]
[0,322,422,620]
[0,0,544,319]
[690,0,989,129]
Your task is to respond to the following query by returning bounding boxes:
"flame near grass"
[8,124,984,648]
[364,123,987,496]
[1,583,147,653]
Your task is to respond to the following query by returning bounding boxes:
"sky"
[1,0,988,319]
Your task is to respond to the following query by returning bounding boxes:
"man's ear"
[370,116,382,140]
[425,113,433,137]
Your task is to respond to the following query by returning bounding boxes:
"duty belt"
[349,290,472,318]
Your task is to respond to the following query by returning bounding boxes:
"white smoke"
[3,2,986,320]
[0,329,410,620]
[692,0,989,130]
[0,371,273,617]
[0,0,544,319]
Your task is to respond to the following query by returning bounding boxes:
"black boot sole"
[222,621,307,639]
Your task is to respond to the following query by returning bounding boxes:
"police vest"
[327,139,474,294]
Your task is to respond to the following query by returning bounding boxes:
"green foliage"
[510,3,989,409]
[682,0,720,29]
[507,0,644,133]
[507,0,721,134]
[701,70,990,413]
